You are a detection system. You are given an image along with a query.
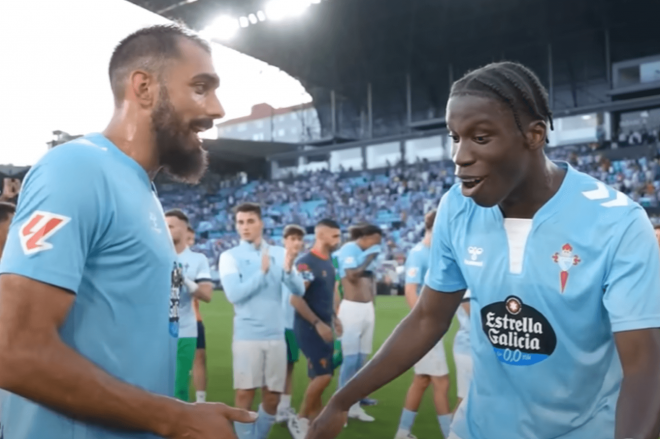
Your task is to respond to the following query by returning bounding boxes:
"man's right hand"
[169,402,257,439]
[305,401,347,439]
[315,321,334,343]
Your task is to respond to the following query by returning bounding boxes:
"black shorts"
[295,323,334,378]
[196,321,206,350]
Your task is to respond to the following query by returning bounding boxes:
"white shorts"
[454,352,473,399]
[449,396,468,439]
[414,338,449,377]
[232,339,287,392]
[337,300,375,356]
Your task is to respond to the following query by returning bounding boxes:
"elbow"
[198,287,213,303]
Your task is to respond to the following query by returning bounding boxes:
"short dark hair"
[283,224,305,239]
[0,202,15,223]
[234,202,262,219]
[425,209,437,231]
[450,61,554,142]
[108,24,211,105]
[187,225,195,233]
[316,219,341,230]
[165,208,189,223]
[654,224,660,231]
[351,223,383,239]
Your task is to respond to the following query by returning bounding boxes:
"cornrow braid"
[450,61,554,141]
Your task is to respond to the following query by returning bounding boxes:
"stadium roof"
[130,0,660,137]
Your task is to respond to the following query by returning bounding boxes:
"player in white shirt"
[453,290,472,412]
[165,209,213,401]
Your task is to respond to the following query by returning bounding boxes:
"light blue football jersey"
[453,290,471,356]
[177,247,212,338]
[219,242,304,340]
[0,133,179,439]
[404,242,430,295]
[336,241,381,279]
[427,163,660,439]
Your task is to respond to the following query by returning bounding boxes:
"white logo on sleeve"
[407,267,418,278]
[19,211,71,255]
[465,246,484,267]
[344,256,355,265]
[150,212,162,233]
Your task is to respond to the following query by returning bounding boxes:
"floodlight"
[203,15,239,41]
[257,10,267,21]
[265,0,311,21]
[239,16,250,28]
[248,13,258,24]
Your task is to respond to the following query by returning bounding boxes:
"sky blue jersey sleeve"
[338,243,361,275]
[219,250,265,305]
[405,250,424,285]
[425,190,468,293]
[603,208,660,332]
[195,254,212,283]
[0,148,108,294]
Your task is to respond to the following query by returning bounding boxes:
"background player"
[395,210,452,439]
[335,223,383,423]
[452,289,472,416]
[219,202,304,439]
[0,25,255,439]
[288,219,343,439]
[307,61,660,439]
[277,224,306,423]
[188,225,209,403]
[165,209,213,402]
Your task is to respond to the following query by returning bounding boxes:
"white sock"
[195,391,206,402]
[278,394,291,411]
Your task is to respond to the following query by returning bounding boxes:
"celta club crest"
[552,244,581,293]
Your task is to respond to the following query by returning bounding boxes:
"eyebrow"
[191,73,220,88]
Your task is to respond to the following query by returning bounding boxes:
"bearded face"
[151,86,209,184]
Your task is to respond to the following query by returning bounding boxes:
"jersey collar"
[87,133,151,189]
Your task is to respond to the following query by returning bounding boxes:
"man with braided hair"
[307,61,660,439]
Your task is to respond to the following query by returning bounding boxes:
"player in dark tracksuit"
[287,219,343,439]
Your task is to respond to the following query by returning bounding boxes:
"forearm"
[192,283,213,303]
[291,296,322,326]
[331,308,447,410]
[345,254,378,281]
[615,370,660,439]
[222,273,264,304]
[0,337,182,437]
[282,270,304,296]
[404,285,418,309]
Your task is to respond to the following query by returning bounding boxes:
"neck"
[248,236,263,248]
[499,156,565,219]
[103,105,161,180]
[174,241,187,254]
[422,232,432,247]
[311,241,329,258]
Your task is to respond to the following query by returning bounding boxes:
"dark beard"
[151,88,209,184]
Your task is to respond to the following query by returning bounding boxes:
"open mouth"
[461,177,485,189]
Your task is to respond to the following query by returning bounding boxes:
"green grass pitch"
[199,294,459,439]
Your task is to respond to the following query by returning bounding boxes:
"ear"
[525,120,547,151]
[129,70,158,108]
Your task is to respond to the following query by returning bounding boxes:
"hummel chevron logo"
[581,182,609,200]
[581,182,628,207]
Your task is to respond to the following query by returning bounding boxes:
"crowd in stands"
[158,137,660,285]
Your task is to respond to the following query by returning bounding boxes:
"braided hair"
[450,62,554,142]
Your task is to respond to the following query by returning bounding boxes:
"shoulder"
[39,135,112,173]
[568,167,643,225]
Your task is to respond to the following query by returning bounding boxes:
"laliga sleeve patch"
[407,267,418,278]
[481,296,557,366]
[19,211,71,255]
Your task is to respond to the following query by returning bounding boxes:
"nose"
[207,92,226,120]
[452,139,476,171]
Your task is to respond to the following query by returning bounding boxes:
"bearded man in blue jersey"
[308,61,660,439]
[0,25,255,439]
